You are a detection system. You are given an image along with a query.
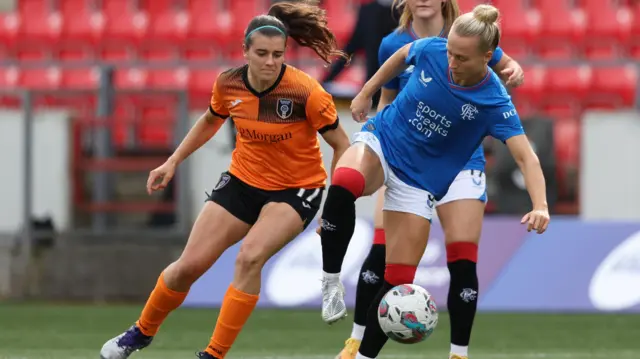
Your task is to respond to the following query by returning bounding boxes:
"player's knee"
[235,244,268,276]
[384,263,417,286]
[446,242,478,263]
[165,258,209,288]
[331,167,366,199]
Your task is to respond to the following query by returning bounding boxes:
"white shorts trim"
[352,131,436,221]
[437,170,488,206]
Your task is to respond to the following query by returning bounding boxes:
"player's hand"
[521,208,550,234]
[316,217,322,235]
[146,159,177,195]
[501,66,524,88]
[350,93,373,123]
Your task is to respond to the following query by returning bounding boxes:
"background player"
[99,2,350,359]
[336,1,525,358]
[319,5,550,359]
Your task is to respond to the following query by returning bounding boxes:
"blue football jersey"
[365,37,523,200]
[378,29,505,172]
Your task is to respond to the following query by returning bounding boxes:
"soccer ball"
[377,284,438,344]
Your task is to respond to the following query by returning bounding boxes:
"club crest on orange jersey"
[277,98,293,119]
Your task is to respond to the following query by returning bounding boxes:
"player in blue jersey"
[334,1,524,358]
[319,5,550,359]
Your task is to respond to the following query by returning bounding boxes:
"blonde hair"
[392,0,460,36]
[452,4,501,52]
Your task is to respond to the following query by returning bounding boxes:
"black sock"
[447,260,479,346]
[320,185,357,274]
[359,280,394,358]
[354,244,386,326]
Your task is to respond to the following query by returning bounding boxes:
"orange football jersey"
[209,64,339,190]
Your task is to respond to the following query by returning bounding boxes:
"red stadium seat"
[185,0,229,60]
[0,12,20,59]
[58,0,105,61]
[536,0,586,52]
[61,67,100,89]
[18,67,62,89]
[147,68,191,90]
[512,65,546,107]
[100,2,149,60]
[324,0,356,47]
[582,0,633,43]
[114,68,149,90]
[543,65,592,103]
[15,1,62,61]
[189,68,225,107]
[553,118,580,200]
[0,66,20,89]
[587,66,638,109]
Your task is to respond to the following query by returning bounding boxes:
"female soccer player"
[335,1,524,358]
[319,4,550,359]
[99,2,350,359]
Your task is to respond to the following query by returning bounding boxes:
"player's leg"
[320,133,386,324]
[336,188,386,359]
[357,170,435,359]
[100,173,256,359]
[436,171,486,359]
[202,187,321,359]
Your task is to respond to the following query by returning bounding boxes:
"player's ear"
[242,44,249,59]
[484,50,493,64]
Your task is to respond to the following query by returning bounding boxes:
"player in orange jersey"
[99,2,350,359]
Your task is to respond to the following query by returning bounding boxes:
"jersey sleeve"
[488,101,525,143]
[306,86,339,134]
[406,37,436,67]
[488,46,504,68]
[209,78,230,119]
[379,38,399,90]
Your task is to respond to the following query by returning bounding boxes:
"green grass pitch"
[1,303,639,358]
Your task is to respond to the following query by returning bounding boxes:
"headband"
[245,25,286,41]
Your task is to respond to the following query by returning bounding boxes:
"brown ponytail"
[244,0,348,64]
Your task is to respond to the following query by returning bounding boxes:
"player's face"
[243,33,286,83]
[408,0,446,21]
[446,31,492,78]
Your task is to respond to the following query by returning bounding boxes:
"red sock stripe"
[446,242,478,263]
[372,228,386,245]
[384,263,417,285]
[332,167,366,198]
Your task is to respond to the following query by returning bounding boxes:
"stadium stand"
[1,0,638,216]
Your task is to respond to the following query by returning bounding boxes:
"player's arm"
[489,104,549,233]
[358,43,410,102]
[490,49,524,88]
[168,80,229,166]
[307,86,350,178]
[505,135,549,233]
[376,40,400,112]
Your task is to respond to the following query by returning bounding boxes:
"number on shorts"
[297,188,321,203]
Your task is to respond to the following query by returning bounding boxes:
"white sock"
[323,271,341,282]
[350,323,365,341]
[450,344,469,357]
[355,353,374,359]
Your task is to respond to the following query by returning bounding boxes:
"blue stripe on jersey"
[378,29,506,172]
[367,37,523,200]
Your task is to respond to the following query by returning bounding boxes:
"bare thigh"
[436,199,485,245]
[383,210,431,265]
[164,201,251,290]
[336,142,385,196]
[232,202,305,294]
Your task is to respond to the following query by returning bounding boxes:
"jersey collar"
[409,22,445,40]
[447,67,492,91]
[242,64,287,98]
